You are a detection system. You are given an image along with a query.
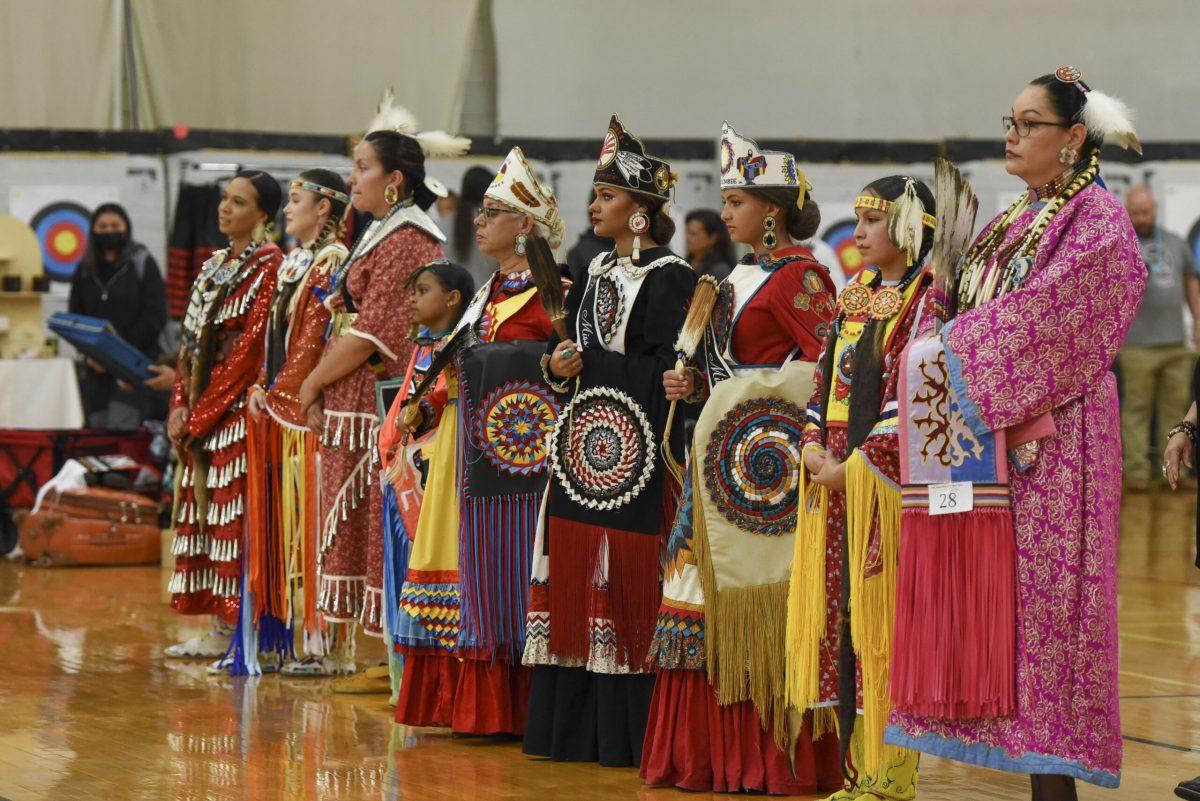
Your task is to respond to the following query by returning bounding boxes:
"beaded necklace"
[328,199,411,290]
[838,264,922,322]
[206,238,264,286]
[956,151,1099,312]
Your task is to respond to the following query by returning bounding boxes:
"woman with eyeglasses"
[392,147,564,734]
[884,68,1146,801]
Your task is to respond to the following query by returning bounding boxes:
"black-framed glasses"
[477,206,523,222]
[1002,116,1070,138]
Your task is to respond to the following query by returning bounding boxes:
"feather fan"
[400,326,470,428]
[673,274,721,363]
[931,157,979,328]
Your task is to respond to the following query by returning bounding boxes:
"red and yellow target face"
[30,201,92,281]
[821,219,865,282]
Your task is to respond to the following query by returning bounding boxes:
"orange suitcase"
[18,487,160,566]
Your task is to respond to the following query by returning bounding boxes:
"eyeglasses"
[477,206,523,222]
[1002,116,1070,138]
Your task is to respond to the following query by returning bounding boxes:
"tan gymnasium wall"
[1,0,480,133]
[492,0,1200,140]
[0,0,122,128]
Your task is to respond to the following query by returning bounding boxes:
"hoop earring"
[1059,146,1078,166]
[514,232,528,256]
[762,216,778,250]
[384,185,399,205]
[628,211,650,264]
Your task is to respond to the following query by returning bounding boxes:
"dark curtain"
[166,183,223,319]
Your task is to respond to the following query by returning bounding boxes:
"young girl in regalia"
[787,175,938,800]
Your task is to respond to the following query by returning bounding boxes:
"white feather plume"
[366,89,472,158]
[1082,90,1142,155]
[367,88,418,135]
[414,130,472,159]
[887,179,927,267]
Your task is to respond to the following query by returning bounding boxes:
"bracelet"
[1168,420,1198,446]
[540,354,572,394]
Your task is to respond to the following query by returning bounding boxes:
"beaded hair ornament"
[290,179,349,205]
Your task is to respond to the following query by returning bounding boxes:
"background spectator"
[566,188,613,285]
[684,208,736,281]
[1117,185,1199,491]
[434,188,460,229]
[450,166,495,286]
[68,202,167,430]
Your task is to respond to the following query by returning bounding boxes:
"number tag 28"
[928,482,974,516]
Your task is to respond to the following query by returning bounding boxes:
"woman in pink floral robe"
[885,71,1146,796]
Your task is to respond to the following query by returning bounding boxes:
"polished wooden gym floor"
[1,488,1198,801]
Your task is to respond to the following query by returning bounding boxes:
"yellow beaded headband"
[291,179,350,205]
[854,194,935,229]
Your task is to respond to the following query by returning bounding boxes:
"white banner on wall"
[8,185,119,290]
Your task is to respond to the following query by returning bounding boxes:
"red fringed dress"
[318,205,443,633]
[640,247,843,794]
[522,247,695,766]
[170,240,282,622]
[244,240,346,644]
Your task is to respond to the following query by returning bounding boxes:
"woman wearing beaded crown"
[297,94,468,690]
[522,115,697,766]
[642,122,841,794]
[884,68,1145,800]
[227,170,351,676]
[392,146,565,734]
[164,171,283,662]
[783,175,937,800]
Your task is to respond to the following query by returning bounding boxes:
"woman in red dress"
[241,170,350,676]
[644,122,841,793]
[165,171,283,664]
[298,103,467,690]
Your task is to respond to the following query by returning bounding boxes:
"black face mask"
[93,231,128,253]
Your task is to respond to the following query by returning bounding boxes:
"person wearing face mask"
[885,67,1145,801]
[68,202,167,429]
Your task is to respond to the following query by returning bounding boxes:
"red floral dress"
[318,220,442,633]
